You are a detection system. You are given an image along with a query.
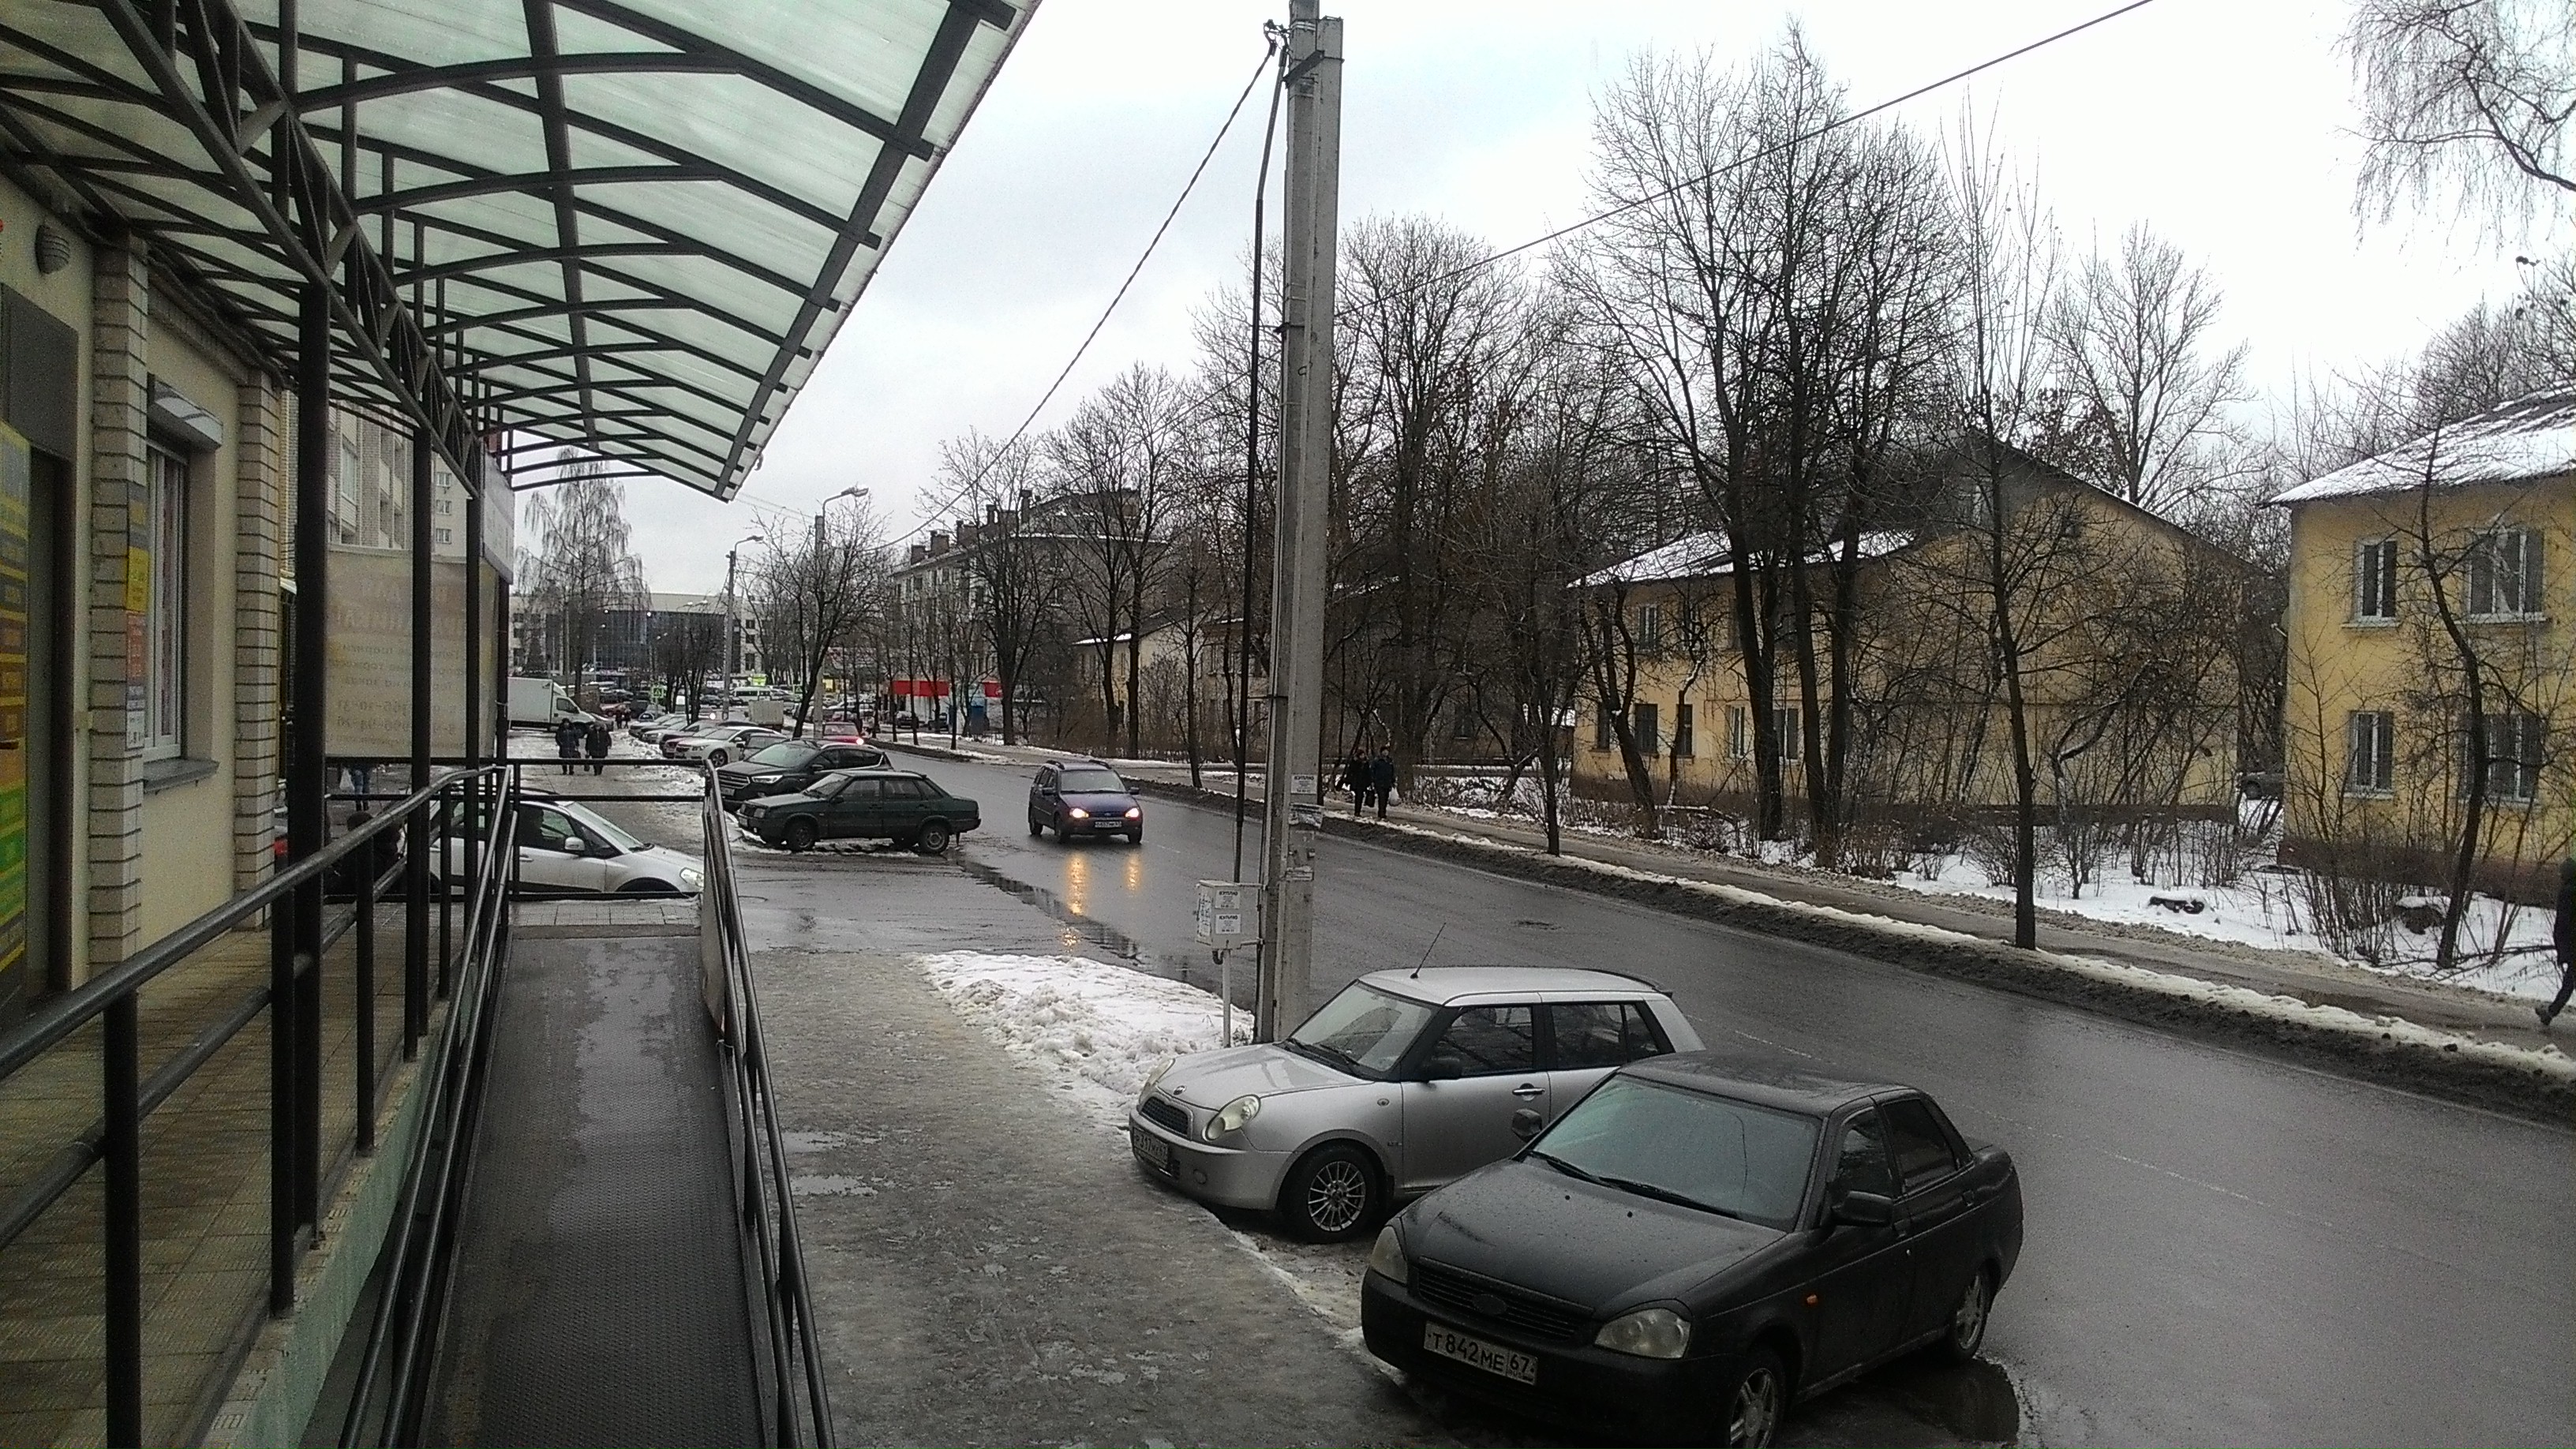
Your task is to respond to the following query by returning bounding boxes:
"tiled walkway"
[0,905,432,1447]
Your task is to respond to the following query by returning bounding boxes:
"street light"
[721,531,763,720]
[815,484,869,540]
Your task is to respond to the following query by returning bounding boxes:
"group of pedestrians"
[1339,746,1397,821]
[555,713,612,775]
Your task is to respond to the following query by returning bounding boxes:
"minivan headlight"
[1594,1306,1691,1359]
[1367,1223,1410,1284]
[1067,807,1091,820]
[1207,1094,1261,1139]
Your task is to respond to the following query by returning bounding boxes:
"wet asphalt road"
[877,751,2574,1448]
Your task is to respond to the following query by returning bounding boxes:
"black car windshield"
[1058,767,1126,793]
[1531,1076,1819,1230]
[1286,983,1436,1077]
[748,741,818,767]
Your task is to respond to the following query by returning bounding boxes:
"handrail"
[700,765,836,1447]
[0,763,512,1447]
[0,767,496,1081]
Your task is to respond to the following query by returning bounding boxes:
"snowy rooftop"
[1576,529,1914,587]
[2269,389,2576,505]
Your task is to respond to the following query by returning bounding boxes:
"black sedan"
[1360,1054,2021,1447]
[716,737,888,808]
[1027,759,1143,844]
[739,769,979,854]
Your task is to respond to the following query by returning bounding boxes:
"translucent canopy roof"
[0,0,1032,497]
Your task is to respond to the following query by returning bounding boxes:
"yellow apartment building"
[2272,389,2574,900]
[1574,444,2245,826]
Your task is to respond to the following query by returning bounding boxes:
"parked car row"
[1126,968,2024,1447]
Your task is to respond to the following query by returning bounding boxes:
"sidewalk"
[893,739,2567,1085]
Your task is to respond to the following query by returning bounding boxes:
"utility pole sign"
[1256,0,1342,1042]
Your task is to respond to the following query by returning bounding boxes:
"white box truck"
[507,676,588,731]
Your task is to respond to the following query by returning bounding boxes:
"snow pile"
[1361,818,2576,1084]
[917,952,1252,1131]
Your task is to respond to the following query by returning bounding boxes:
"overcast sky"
[616,0,2544,593]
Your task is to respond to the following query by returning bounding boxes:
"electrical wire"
[1337,0,2166,316]
[888,36,1281,546]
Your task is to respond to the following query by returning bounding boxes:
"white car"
[436,794,702,895]
[659,723,786,766]
[1129,967,1703,1241]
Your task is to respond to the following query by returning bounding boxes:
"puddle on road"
[956,856,1254,1009]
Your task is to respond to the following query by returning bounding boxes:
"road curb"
[1113,777,2572,1125]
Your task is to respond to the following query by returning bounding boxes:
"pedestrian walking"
[555,716,582,775]
[1341,749,1370,817]
[2539,857,2575,1029]
[585,716,612,775]
[1369,747,1396,822]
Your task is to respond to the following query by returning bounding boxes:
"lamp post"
[721,532,763,721]
[812,487,868,705]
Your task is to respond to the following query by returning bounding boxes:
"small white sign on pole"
[1196,881,1260,1048]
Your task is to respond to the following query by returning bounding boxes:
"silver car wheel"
[1942,1268,1990,1362]
[1727,1358,1783,1447]
[1305,1158,1368,1235]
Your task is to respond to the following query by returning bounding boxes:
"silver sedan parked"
[1128,967,1702,1241]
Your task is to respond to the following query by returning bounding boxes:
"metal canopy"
[0,0,1031,496]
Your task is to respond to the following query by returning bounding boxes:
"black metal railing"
[700,765,836,1447]
[0,765,511,1447]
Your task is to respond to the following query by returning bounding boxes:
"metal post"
[1256,0,1340,1042]
[103,994,141,1447]
[406,429,431,1056]
[291,280,331,1230]
[355,868,376,1152]
[463,474,483,924]
[722,545,741,719]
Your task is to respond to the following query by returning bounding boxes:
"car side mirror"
[560,835,590,855]
[1829,1189,1894,1228]
[1420,1057,1463,1082]
[1510,1107,1542,1140]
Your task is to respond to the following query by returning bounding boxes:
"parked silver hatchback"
[1129,967,1702,1241]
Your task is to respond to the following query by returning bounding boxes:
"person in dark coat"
[584,717,612,775]
[1341,749,1370,817]
[2540,857,2576,1029]
[1369,747,1396,821]
[555,716,583,775]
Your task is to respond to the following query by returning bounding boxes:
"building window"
[136,447,189,760]
[1451,702,1474,741]
[1728,706,1750,762]
[1637,603,1661,652]
[2468,710,2544,802]
[2345,710,2394,795]
[2354,538,2398,620]
[2466,528,2540,618]
[1593,707,1615,751]
[1774,706,1801,763]
[331,431,361,544]
[1632,702,1660,756]
[1672,702,1694,758]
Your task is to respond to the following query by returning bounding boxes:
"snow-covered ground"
[916,951,1254,1132]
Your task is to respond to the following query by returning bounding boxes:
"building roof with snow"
[1575,529,1915,588]
[2268,389,2576,507]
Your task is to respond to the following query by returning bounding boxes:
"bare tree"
[2343,0,2574,233]
[1046,365,1189,757]
[750,507,886,739]
[650,611,724,719]
[516,455,649,684]
[939,429,1053,745]
[2040,223,2251,516]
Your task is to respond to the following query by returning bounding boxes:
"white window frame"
[2465,527,2541,620]
[2353,537,2398,622]
[2343,710,2394,796]
[1773,705,1802,763]
[136,444,189,761]
[1672,702,1694,758]
[1637,603,1661,652]
[2471,710,2544,803]
[1727,705,1750,762]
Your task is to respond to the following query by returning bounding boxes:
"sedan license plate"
[1130,1129,1174,1174]
[1422,1324,1537,1384]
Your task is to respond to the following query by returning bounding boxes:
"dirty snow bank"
[1361,818,2576,1086]
[916,952,1252,1132]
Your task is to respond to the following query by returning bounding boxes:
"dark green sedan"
[738,769,981,854]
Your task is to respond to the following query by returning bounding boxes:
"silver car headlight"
[1594,1306,1691,1359]
[1206,1094,1261,1140]
[1367,1223,1410,1285]
[1136,1057,1174,1101]
[679,867,702,889]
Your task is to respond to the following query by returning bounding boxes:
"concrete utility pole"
[721,532,761,718]
[1256,0,1342,1042]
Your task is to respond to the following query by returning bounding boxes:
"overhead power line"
[889,36,1280,546]
[1342,0,2166,316]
